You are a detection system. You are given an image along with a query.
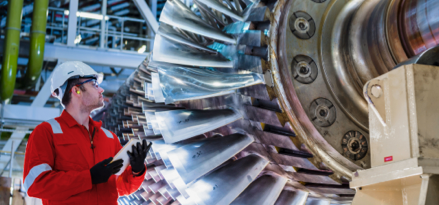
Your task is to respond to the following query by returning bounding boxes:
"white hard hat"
[51,61,103,102]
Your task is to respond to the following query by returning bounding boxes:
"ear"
[72,87,81,96]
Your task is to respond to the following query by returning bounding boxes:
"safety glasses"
[76,78,100,88]
[70,78,100,93]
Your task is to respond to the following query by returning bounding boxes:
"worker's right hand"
[90,157,123,184]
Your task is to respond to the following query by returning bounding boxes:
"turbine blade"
[141,191,155,201]
[152,73,166,103]
[197,0,244,21]
[146,83,155,101]
[157,195,173,205]
[160,168,192,199]
[234,54,263,73]
[141,98,176,108]
[159,168,180,189]
[168,133,254,184]
[274,190,309,205]
[158,24,217,54]
[247,6,270,22]
[149,181,167,194]
[155,109,243,143]
[165,187,181,200]
[152,35,233,68]
[238,30,265,47]
[146,169,162,182]
[230,175,288,205]
[176,195,197,205]
[150,139,183,160]
[160,0,235,44]
[186,154,269,205]
[155,65,264,103]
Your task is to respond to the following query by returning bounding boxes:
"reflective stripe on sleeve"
[24,163,52,191]
[101,128,113,139]
[46,119,63,134]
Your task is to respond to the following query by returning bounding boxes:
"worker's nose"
[98,86,104,94]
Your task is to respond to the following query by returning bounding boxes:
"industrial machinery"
[350,61,439,205]
[102,0,439,204]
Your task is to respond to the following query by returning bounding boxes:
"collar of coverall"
[60,110,103,129]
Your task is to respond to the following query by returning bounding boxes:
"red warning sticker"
[384,156,393,162]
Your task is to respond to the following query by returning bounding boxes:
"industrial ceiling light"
[79,12,109,20]
[137,45,146,53]
[74,34,81,44]
[64,10,109,20]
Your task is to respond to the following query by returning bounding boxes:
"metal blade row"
[105,59,354,205]
[104,0,356,202]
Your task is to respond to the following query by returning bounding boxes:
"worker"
[22,61,151,204]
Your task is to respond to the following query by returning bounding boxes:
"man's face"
[79,78,105,112]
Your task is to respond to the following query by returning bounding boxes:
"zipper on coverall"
[88,127,97,202]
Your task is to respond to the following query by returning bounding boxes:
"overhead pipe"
[1,0,24,103]
[22,0,49,89]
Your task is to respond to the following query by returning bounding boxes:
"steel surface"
[155,109,242,143]
[186,155,269,205]
[155,65,264,103]
[152,35,233,68]
[168,133,253,184]
[160,0,235,44]
[230,175,288,205]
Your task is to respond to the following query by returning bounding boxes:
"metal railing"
[0,150,25,155]
[42,7,153,52]
[0,128,33,134]
[45,7,68,44]
[105,15,153,52]
[0,142,23,177]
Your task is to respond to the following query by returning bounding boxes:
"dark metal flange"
[291,55,318,84]
[288,11,316,40]
[309,98,336,127]
[341,131,368,161]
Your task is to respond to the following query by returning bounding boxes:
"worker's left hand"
[127,140,152,173]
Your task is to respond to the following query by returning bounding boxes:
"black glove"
[127,140,152,173]
[90,157,123,184]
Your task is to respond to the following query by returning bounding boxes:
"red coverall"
[23,111,146,204]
